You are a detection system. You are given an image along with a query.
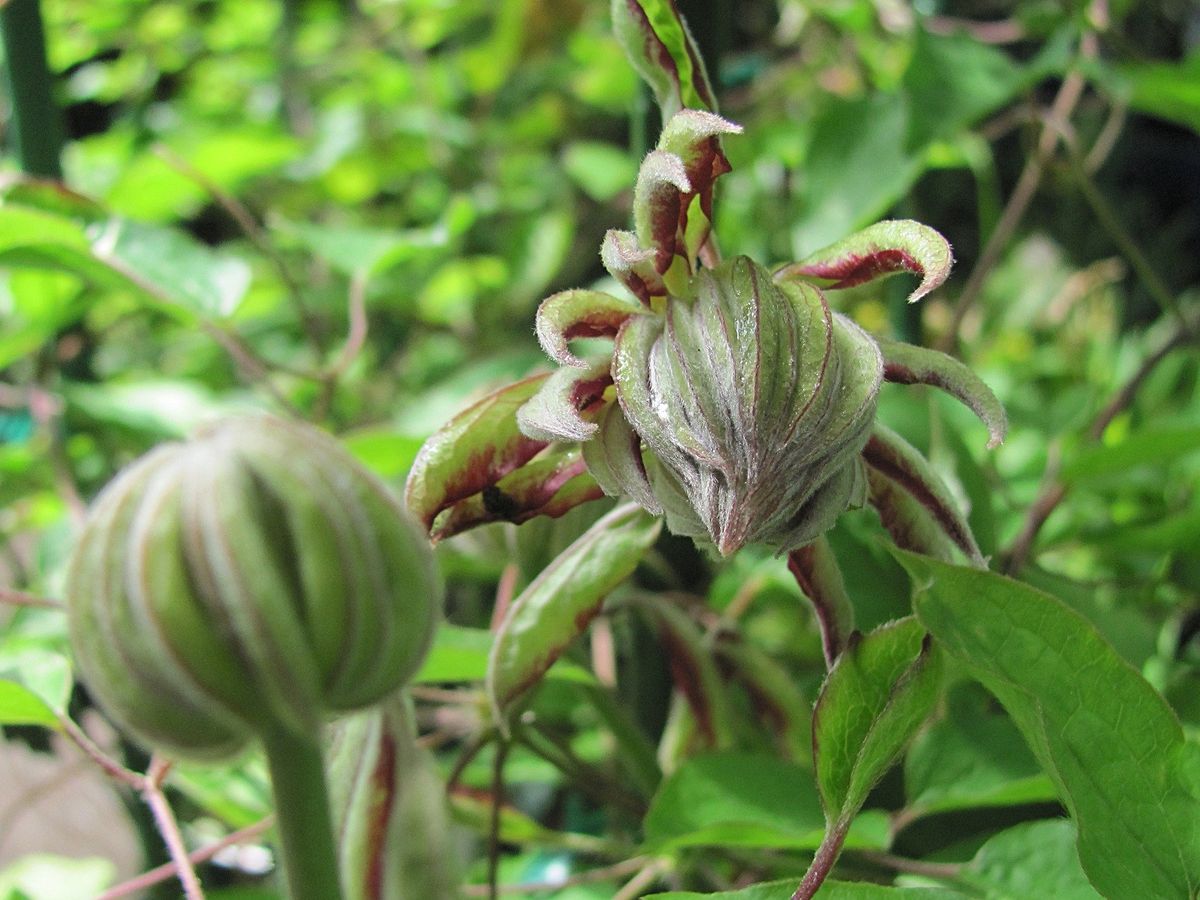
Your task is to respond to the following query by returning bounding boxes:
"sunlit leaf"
[898,551,1200,900]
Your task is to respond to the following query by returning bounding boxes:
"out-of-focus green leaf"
[169,754,273,828]
[1061,426,1200,483]
[791,94,921,254]
[91,218,251,318]
[487,503,661,727]
[1118,51,1200,135]
[64,380,254,438]
[902,30,1025,148]
[562,142,638,202]
[0,680,60,729]
[899,551,1200,900]
[814,619,942,831]
[0,855,115,900]
[642,752,892,852]
[275,219,448,278]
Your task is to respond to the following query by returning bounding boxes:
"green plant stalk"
[261,724,344,900]
[0,0,65,178]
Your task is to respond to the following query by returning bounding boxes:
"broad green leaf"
[790,94,922,255]
[276,218,447,278]
[642,752,892,853]
[562,141,638,202]
[0,855,115,900]
[898,551,1200,900]
[904,684,1055,816]
[814,618,943,827]
[958,820,1101,899]
[487,503,661,727]
[169,754,273,828]
[1118,50,1200,135]
[647,881,967,899]
[0,648,71,718]
[1061,426,1200,483]
[611,0,716,119]
[776,220,953,306]
[0,679,60,728]
[902,30,1025,148]
[91,218,251,318]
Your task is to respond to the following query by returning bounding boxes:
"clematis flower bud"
[66,415,440,760]
[600,255,883,555]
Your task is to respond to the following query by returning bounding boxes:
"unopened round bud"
[611,256,883,555]
[67,415,440,760]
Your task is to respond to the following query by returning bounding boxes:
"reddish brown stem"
[791,819,849,900]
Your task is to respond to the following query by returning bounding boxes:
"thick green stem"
[261,725,344,900]
[1,0,65,178]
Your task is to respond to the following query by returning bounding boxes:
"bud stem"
[261,724,345,900]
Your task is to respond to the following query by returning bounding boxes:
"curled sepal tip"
[776,220,953,305]
[535,289,648,368]
[879,337,1007,448]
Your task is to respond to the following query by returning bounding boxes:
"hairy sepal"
[776,220,953,304]
[516,362,614,443]
[535,289,648,367]
[880,338,1007,448]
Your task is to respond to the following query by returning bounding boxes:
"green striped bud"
[609,256,883,555]
[66,415,440,760]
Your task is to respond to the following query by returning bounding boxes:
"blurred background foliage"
[1,0,1198,896]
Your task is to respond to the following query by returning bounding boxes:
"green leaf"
[611,0,716,119]
[1061,426,1200,483]
[1118,50,1200,135]
[487,503,661,727]
[0,679,60,728]
[959,820,1102,899]
[91,218,251,318]
[0,644,72,719]
[777,220,953,306]
[641,599,734,751]
[642,752,892,853]
[791,94,922,255]
[898,551,1200,900]
[902,29,1026,148]
[0,855,116,900]
[169,754,273,828]
[646,881,967,899]
[276,218,448,278]
[904,684,1056,816]
[814,618,943,827]
[562,141,638,202]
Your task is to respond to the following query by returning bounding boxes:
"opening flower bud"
[67,415,441,760]
[609,256,883,555]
